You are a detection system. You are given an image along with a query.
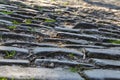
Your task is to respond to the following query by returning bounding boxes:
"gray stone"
[0,32,35,40]
[99,28,120,35]
[0,19,13,27]
[90,58,120,68]
[85,48,120,59]
[15,11,37,16]
[35,59,93,67]
[14,29,50,37]
[0,46,28,54]
[63,44,105,49]
[73,22,98,29]
[10,13,33,19]
[83,69,120,80]
[0,28,10,32]
[57,32,98,41]
[83,29,120,38]
[2,41,58,47]
[0,66,84,80]
[33,47,83,57]
[55,27,80,33]
[0,59,29,66]
[43,38,89,45]
[94,42,120,47]
[100,31,120,38]
[0,15,23,22]
[0,4,18,9]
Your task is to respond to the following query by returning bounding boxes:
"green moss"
[38,6,43,11]
[0,77,15,80]
[51,0,55,1]
[63,2,69,5]
[12,20,20,25]
[7,25,17,30]
[25,19,32,24]
[108,39,120,44]
[44,19,56,23]
[0,10,13,14]
[68,54,74,59]
[0,77,7,80]
[69,67,78,72]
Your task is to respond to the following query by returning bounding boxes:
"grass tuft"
[5,50,16,58]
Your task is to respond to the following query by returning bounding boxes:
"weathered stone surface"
[73,22,98,29]
[83,29,120,38]
[0,66,84,80]
[94,42,120,47]
[57,32,98,41]
[0,28,10,32]
[10,13,33,19]
[90,58,120,68]
[83,69,120,80]
[82,29,100,34]
[0,4,18,9]
[35,59,93,67]
[0,15,23,22]
[0,0,120,80]
[0,59,29,66]
[55,27,80,33]
[85,48,120,59]
[43,38,89,45]
[0,46,28,54]
[0,32,35,40]
[14,29,50,37]
[33,47,83,57]
[100,31,120,38]
[15,11,37,16]
[99,28,120,35]
[20,23,53,29]
[63,44,105,49]
[2,41,58,47]
[0,19,13,27]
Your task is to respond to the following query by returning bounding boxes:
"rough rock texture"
[83,69,120,80]
[0,66,84,80]
[0,0,120,79]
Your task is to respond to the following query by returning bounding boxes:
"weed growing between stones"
[5,50,16,58]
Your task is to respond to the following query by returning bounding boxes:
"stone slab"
[0,66,84,80]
